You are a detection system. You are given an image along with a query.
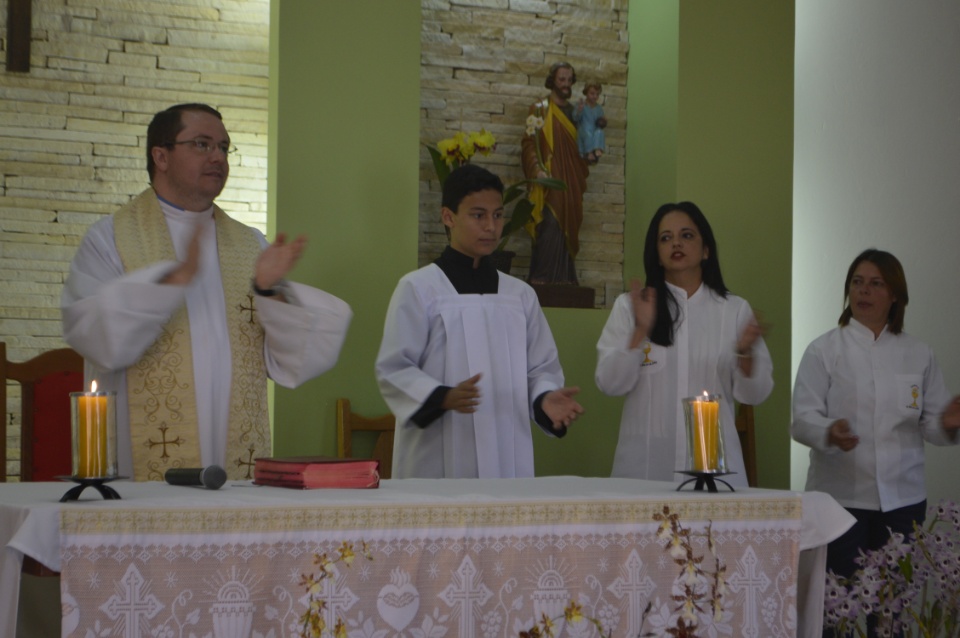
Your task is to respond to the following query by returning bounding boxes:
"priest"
[376,164,583,478]
[61,103,352,481]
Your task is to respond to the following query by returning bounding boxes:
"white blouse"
[596,282,773,485]
[792,319,956,511]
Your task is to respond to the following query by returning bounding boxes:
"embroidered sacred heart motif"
[377,567,420,631]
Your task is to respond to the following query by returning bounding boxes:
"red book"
[253,456,380,489]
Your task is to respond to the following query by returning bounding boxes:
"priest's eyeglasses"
[165,138,238,156]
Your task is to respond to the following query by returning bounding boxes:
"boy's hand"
[443,373,482,413]
[543,387,584,430]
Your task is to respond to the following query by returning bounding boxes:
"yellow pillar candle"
[691,398,720,471]
[76,385,109,478]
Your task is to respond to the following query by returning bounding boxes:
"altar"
[0,477,853,637]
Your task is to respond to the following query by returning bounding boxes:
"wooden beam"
[6,0,32,72]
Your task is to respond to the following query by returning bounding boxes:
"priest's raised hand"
[160,222,203,286]
[253,232,308,300]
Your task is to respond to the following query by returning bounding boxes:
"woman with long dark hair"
[595,202,773,485]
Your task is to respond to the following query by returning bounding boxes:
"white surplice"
[596,282,773,485]
[792,319,957,512]
[376,265,564,479]
[61,198,352,476]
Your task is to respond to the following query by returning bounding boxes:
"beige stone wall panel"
[160,54,267,77]
[93,11,262,37]
[421,41,467,57]
[124,42,267,64]
[421,32,455,45]
[0,124,136,150]
[0,207,57,221]
[452,0,510,9]
[509,0,554,14]
[0,161,95,181]
[422,77,497,95]
[217,105,268,123]
[21,103,125,124]
[421,53,506,73]
[419,1,628,305]
[25,66,117,87]
[67,0,221,20]
[226,133,268,152]
[33,41,115,64]
[470,9,546,26]
[218,9,272,24]
[0,306,63,321]
[166,29,267,52]
[44,58,139,81]
[0,85,72,104]
[201,73,269,90]
[0,226,71,248]
[0,149,86,167]
[421,66,454,82]
[67,19,169,45]
[124,76,260,96]
[106,51,160,68]
[0,136,92,157]
[0,111,67,129]
[66,117,144,136]
[85,155,146,171]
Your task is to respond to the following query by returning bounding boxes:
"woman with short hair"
[792,248,960,583]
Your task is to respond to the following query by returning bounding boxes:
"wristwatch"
[251,279,277,297]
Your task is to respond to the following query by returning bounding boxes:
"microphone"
[164,465,227,490]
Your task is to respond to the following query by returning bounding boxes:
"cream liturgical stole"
[114,189,269,481]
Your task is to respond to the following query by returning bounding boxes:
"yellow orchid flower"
[455,131,475,163]
[437,129,498,167]
[437,135,464,166]
[469,129,496,155]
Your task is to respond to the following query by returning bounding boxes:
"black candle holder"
[675,470,736,493]
[56,476,125,502]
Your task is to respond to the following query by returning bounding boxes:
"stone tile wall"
[419,0,628,307]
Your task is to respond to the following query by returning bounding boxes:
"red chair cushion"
[30,371,83,481]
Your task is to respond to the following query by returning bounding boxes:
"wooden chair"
[735,403,758,487]
[1,342,84,483]
[3,343,84,576]
[336,398,395,480]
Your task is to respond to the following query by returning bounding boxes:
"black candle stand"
[56,476,125,502]
[675,470,736,493]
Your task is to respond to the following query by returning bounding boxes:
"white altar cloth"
[0,477,853,637]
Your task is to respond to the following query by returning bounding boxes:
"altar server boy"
[376,164,583,478]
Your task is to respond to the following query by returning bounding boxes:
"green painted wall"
[624,1,794,488]
[675,2,795,487]
[270,1,794,487]
[627,1,680,280]
[270,2,421,455]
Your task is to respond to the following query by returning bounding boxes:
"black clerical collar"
[435,246,499,294]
